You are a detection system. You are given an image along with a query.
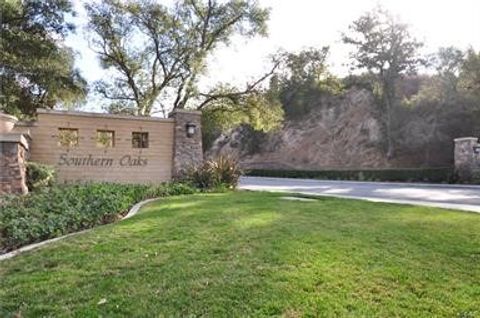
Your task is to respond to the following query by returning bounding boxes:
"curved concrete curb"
[0,197,160,262]
[123,198,159,220]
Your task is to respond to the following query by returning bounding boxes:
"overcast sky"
[66,0,480,111]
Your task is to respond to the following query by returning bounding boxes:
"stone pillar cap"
[0,133,30,150]
[454,137,479,142]
[169,109,202,117]
[0,113,19,133]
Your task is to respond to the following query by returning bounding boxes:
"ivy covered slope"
[0,183,196,253]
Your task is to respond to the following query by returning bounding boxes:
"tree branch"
[197,59,281,109]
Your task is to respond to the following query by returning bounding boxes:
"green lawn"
[1,192,479,317]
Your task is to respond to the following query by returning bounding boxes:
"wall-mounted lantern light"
[186,122,197,138]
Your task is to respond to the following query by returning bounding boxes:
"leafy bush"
[186,156,242,190]
[26,162,56,191]
[0,182,197,252]
[246,167,455,183]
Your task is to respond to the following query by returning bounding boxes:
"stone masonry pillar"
[0,111,30,195]
[169,109,203,179]
[454,137,480,183]
[0,136,29,195]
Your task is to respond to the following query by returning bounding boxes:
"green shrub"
[186,156,243,190]
[0,182,197,252]
[246,167,455,183]
[26,162,56,191]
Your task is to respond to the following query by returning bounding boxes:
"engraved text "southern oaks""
[58,154,148,167]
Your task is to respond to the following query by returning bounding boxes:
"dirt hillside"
[208,89,395,169]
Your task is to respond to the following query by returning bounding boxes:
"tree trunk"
[384,83,395,160]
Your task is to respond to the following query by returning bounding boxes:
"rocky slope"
[208,89,394,170]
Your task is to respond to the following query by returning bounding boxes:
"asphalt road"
[239,176,480,213]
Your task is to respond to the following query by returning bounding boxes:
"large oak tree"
[86,0,274,117]
[0,0,86,118]
[343,7,423,159]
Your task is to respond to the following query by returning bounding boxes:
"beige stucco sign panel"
[29,110,175,184]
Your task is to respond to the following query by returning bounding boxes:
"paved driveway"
[239,176,480,213]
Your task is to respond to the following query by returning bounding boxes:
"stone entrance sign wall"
[454,137,480,183]
[0,109,203,195]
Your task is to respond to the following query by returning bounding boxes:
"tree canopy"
[459,49,480,99]
[269,47,343,119]
[0,0,86,118]
[86,0,272,116]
